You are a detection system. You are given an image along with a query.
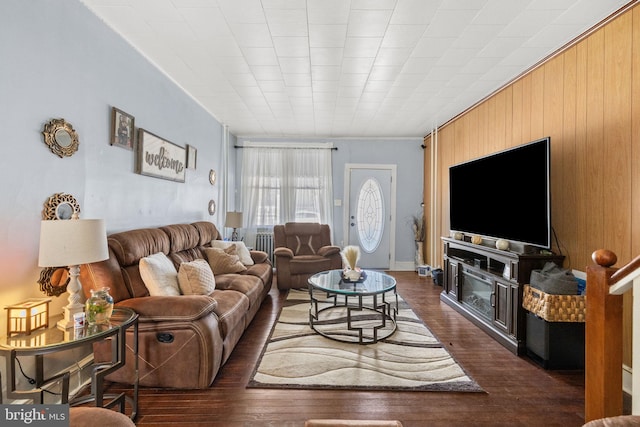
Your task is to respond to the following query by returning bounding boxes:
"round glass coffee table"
[307,269,398,344]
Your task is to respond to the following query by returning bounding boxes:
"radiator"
[255,231,275,265]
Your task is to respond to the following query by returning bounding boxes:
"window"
[356,178,385,253]
[241,144,333,229]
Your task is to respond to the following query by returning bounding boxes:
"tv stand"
[440,237,564,355]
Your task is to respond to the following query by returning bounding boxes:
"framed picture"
[110,107,135,150]
[136,128,186,182]
[187,144,197,169]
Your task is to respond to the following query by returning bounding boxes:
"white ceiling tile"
[380,25,426,48]
[341,57,375,74]
[471,0,527,25]
[311,65,341,84]
[283,73,312,87]
[370,65,403,80]
[499,10,562,38]
[249,65,282,80]
[279,57,311,74]
[347,10,393,37]
[241,47,279,65]
[310,48,344,66]
[262,0,306,8]
[423,9,478,38]
[390,0,439,25]
[216,0,266,24]
[273,37,310,57]
[374,47,412,65]
[477,37,528,58]
[339,73,369,86]
[452,25,503,49]
[309,25,348,48]
[307,0,351,24]
[352,0,397,11]
[265,9,309,37]
[411,37,456,58]
[343,37,382,57]
[435,48,477,67]
[229,23,273,47]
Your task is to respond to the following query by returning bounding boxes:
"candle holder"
[5,298,52,336]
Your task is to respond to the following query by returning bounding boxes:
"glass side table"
[0,307,139,420]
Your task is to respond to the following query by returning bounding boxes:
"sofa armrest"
[249,250,269,264]
[115,295,217,322]
[318,245,341,257]
[274,247,294,258]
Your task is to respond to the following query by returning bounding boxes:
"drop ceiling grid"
[80,0,632,137]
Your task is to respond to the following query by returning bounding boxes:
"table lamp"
[38,218,109,329]
[225,211,243,241]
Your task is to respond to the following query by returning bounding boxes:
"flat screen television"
[448,137,551,250]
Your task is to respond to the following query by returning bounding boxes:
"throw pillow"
[178,259,216,295]
[139,252,180,296]
[204,247,247,274]
[210,240,254,266]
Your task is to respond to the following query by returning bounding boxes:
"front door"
[345,164,395,269]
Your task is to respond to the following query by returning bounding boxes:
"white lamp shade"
[38,219,109,267]
[225,212,243,229]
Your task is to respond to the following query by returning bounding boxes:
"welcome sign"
[136,129,186,182]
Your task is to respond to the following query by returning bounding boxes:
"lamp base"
[57,264,84,329]
[231,229,239,241]
[57,304,83,329]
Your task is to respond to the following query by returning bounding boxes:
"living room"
[1,1,638,426]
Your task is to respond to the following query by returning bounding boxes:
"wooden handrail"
[585,249,624,422]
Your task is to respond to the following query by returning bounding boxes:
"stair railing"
[585,249,640,422]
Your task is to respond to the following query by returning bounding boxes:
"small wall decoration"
[136,128,186,182]
[42,118,79,158]
[38,192,81,297]
[187,144,197,169]
[208,199,216,215]
[110,107,135,150]
[209,169,216,185]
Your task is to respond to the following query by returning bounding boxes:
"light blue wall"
[0,0,228,322]
[235,137,425,266]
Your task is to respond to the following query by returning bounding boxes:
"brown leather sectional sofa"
[80,221,272,389]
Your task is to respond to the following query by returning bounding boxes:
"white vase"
[415,241,424,269]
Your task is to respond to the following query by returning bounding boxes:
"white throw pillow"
[139,252,180,296]
[178,259,216,295]
[210,240,254,265]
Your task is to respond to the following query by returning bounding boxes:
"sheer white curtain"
[241,143,333,230]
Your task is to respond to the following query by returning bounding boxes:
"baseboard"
[393,261,416,271]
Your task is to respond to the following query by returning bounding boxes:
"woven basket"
[522,284,586,322]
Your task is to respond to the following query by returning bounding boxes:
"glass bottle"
[85,287,114,325]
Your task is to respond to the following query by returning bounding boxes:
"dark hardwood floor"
[109,271,585,427]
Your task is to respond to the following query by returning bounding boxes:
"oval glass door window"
[356,178,385,253]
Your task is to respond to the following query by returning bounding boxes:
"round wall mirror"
[39,193,81,297]
[42,118,79,158]
[43,193,80,220]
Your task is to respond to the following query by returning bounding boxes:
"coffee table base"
[308,289,398,344]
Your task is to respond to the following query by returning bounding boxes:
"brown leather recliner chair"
[274,222,342,290]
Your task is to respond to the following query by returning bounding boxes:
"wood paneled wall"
[424,5,640,365]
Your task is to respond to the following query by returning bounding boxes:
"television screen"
[448,137,551,249]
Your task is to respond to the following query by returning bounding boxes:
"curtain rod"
[234,145,338,150]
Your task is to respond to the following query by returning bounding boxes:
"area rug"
[248,289,483,392]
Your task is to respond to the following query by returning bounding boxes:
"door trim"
[343,163,397,270]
